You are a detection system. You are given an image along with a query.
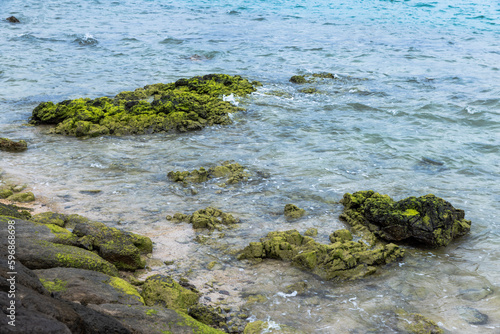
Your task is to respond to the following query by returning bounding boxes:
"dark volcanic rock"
[340,191,471,247]
[34,267,144,306]
[6,16,20,23]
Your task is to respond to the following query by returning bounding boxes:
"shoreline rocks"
[30,74,260,137]
[0,138,27,152]
[340,190,472,247]
[238,229,404,281]
[168,161,250,187]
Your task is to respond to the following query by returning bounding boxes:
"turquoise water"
[1,0,500,332]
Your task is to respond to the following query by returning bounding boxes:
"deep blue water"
[1,1,500,332]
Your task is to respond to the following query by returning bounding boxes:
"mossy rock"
[340,190,472,247]
[141,274,200,313]
[0,137,27,152]
[171,207,239,231]
[0,188,14,199]
[284,204,306,219]
[7,191,35,202]
[394,309,444,334]
[0,202,31,219]
[30,74,260,137]
[30,212,67,227]
[73,221,151,270]
[187,304,226,329]
[238,229,403,281]
[168,161,250,186]
[18,239,119,276]
[244,321,305,333]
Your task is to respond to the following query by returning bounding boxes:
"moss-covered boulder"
[238,229,403,281]
[168,161,250,186]
[30,211,67,227]
[392,309,444,334]
[7,191,35,202]
[169,207,239,231]
[0,137,27,152]
[141,274,200,313]
[340,191,472,247]
[284,204,306,219]
[73,221,152,270]
[30,74,260,137]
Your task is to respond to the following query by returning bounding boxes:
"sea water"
[1,0,499,332]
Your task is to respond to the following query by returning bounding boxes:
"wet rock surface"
[340,190,471,247]
[168,161,250,187]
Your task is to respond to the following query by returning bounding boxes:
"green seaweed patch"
[284,204,306,219]
[30,74,260,137]
[109,276,145,305]
[167,161,250,187]
[39,278,67,293]
[141,274,200,313]
[238,229,403,281]
[0,138,27,152]
[244,321,304,334]
[340,190,472,247]
[289,72,339,84]
[169,207,239,231]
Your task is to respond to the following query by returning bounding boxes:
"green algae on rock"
[7,191,35,203]
[141,274,200,313]
[238,229,403,281]
[73,220,152,271]
[168,161,250,186]
[284,204,306,219]
[394,309,444,334]
[0,137,27,152]
[30,74,260,137]
[169,207,239,231]
[340,190,472,247]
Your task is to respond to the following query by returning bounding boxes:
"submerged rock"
[340,191,471,247]
[169,207,239,231]
[284,204,306,219]
[393,309,444,334]
[238,229,403,281]
[0,137,27,152]
[168,161,250,186]
[457,306,488,325]
[6,16,20,23]
[30,74,260,137]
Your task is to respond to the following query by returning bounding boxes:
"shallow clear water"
[1,0,500,332]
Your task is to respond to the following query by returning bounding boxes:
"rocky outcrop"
[283,204,306,219]
[141,274,200,313]
[168,207,239,231]
[168,161,250,187]
[30,74,260,137]
[0,138,27,152]
[238,229,403,280]
[340,191,472,247]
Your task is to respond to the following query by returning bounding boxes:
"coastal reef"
[238,229,403,280]
[168,207,239,231]
[340,191,471,247]
[168,161,250,187]
[30,74,260,137]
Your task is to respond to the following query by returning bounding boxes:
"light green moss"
[39,278,67,293]
[31,74,260,137]
[403,209,419,216]
[284,204,306,219]
[141,274,199,313]
[109,276,145,304]
[7,191,35,202]
[171,207,239,231]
